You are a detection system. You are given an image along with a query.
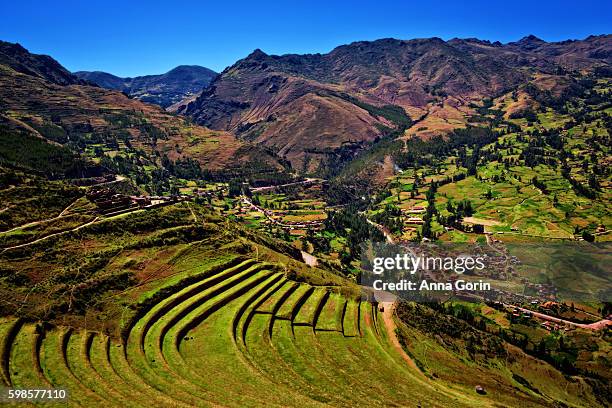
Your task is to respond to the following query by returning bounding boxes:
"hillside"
[0,35,610,408]
[0,41,84,85]
[178,35,611,174]
[0,175,607,406]
[0,41,286,194]
[75,65,217,108]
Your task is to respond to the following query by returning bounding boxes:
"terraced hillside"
[0,173,605,407]
[3,255,602,407]
[0,256,528,407]
[0,35,610,407]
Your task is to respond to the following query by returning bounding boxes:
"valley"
[0,30,610,407]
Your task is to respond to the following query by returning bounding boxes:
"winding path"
[507,304,611,331]
[250,178,324,193]
[0,198,81,235]
[1,217,100,252]
[366,218,395,244]
[379,300,426,377]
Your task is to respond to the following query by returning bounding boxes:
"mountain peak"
[515,34,546,45]
[74,65,217,108]
[0,40,82,85]
[0,41,28,54]
[522,34,544,41]
[247,48,268,59]
[508,35,547,50]
[164,65,216,76]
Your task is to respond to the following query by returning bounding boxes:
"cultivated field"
[0,257,500,407]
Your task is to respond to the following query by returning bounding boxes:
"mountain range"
[0,32,610,408]
[0,40,282,181]
[176,35,611,173]
[75,65,217,108]
[1,35,611,181]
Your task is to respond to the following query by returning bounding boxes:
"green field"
[0,260,491,407]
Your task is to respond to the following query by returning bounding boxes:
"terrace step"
[66,331,126,405]
[87,333,150,407]
[0,258,469,406]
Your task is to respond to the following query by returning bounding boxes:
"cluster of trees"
[445,300,580,377]
[574,227,596,242]
[396,126,502,171]
[324,206,384,267]
[436,198,476,232]
[436,172,467,187]
[561,166,598,199]
[397,301,506,360]
[602,302,612,317]
[228,179,251,198]
[161,154,214,181]
[247,171,296,187]
[531,176,548,194]
[520,144,557,167]
[420,183,438,239]
[371,204,403,234]
[509,108,538,123]
[304,229,331,254]
[430,302,488,331]
[0,128,102,179]
[484,121,604,202]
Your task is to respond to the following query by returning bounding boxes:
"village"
[80,177,612,336]
[237,196,324,231]
[87,186,188,216]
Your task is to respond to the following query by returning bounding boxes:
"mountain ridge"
[178,34,611,173]
[0,40,85,85]
[75,65,217,108]
[0,41,285,188]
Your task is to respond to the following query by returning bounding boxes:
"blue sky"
[1,0,610,77]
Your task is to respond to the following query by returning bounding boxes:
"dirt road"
[250,178,323,192]
[366,219,395,244]
[508,304,611,330]
[0,198,80,235]
[1,217,99,252]
[379,300,426,377]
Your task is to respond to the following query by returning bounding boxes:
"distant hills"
[1,35,611,181]
[0,40,283,182]
[75,65,217,108]
[176,35,611,173]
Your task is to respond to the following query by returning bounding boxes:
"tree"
[582,230,595,242]
[446,200,455,213]
[228,179,245,197]
[588,174,601,191]
[536,339,547,356]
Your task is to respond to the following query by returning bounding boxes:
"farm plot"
[1,260,488,407]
